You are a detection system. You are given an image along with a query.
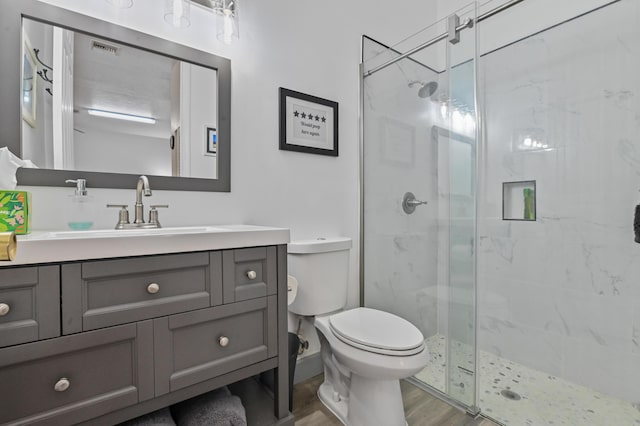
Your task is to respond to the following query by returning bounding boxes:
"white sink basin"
[4,225,290,266]
[43,226,220,239]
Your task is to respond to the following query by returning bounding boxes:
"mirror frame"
[0,0,231,192]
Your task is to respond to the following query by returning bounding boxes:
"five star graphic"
[293,111,326,123]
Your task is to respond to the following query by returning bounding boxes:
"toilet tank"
[287,237,352,316]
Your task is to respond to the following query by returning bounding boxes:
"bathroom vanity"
[0,225,293,426]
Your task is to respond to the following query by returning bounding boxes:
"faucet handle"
[107,204,130,229]
[148,205,168,227]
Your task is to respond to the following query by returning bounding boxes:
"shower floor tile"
[415,334,640,426]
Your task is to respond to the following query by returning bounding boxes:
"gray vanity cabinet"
[0,266,60,348]
[61,252,223,334]
[223,247,278,303]
[154,296,277,395]
[0,321,154,426]
[0,244,292,426]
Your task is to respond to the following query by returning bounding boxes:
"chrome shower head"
[408,80,439,99]
[418,81,438,98]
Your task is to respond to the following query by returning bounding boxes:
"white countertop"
[0,225,290,266]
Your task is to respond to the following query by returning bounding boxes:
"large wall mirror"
[0,0,231,192]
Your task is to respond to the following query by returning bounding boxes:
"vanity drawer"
[0,266,60,348]
[222,247,277,303]
[61,252,223,334]
[154,296,277,395]
[0,321,154,426]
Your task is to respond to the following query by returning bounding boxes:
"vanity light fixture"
[87,109,156,124]
[212,0,239,45]
[164,0,191,28]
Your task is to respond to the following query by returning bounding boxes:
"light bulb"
[440,103,448,120]
[173,1,183,27]
[463,113,475,133]
[164,0,190,28]
[106,0,133,8]
[223,12,233,45]
[452,110,463,131]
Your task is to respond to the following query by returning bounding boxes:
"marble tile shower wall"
[476,0,640,402]
[363,55,442,340]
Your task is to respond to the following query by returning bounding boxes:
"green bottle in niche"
[523,188,535,220]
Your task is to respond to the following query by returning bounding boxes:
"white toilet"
[288,237,429,426]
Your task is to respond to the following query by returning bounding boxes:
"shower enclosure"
[361,0,640,424]
[361,1,479,411]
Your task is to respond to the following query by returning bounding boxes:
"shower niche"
[502,180,536,221]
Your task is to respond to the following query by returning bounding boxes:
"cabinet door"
[154,296,277,395]
[0,322,153,426]
[0,265,59,348]
[222,247,277,303]
[62,251,223,334]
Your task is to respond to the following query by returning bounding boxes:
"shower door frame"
[358,5,482,414]
[358,0,527,311]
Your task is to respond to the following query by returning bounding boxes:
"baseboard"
[294,352,322,384]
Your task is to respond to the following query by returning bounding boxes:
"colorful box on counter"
[0,191,31,234]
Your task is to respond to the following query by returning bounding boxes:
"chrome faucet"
[107,175,168,229]
[134,175,152,224]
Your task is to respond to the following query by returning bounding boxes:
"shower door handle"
[402,192,428,214]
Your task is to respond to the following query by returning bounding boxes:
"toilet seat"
[329,308,424,356]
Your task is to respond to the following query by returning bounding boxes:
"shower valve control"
[402,192,428,214]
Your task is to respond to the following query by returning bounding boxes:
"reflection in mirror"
[21,18,218,180]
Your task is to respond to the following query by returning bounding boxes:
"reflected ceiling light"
[105,0,133,8]
[87,109,156,124]
[440,103,448,120]
[515,130,551,152]
[212,0,239,45]
[164,0,191,28]
[463,113,475,133]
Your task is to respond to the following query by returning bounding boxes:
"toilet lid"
[329,308,424,356]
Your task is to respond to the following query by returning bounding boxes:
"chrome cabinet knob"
[218,336,230,347]
[147,283,160,294]
[246,270,257,280]
[54,378,70,392]
[0,303,10,316]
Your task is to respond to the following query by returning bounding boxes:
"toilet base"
[317,381,349,425]
[317,376,407,426]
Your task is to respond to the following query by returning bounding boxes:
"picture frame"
[279,87,338,156]
[22,33,37,128]
[205,126,217,156]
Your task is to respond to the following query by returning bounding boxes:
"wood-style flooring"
[292,375,499,426]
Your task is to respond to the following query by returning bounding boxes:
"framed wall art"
[206,126,217,156]
[279,88,338,156]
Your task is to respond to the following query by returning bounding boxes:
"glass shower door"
[361,2,478,411]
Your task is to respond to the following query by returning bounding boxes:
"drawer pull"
[54,378,70,392]
[0,303,9,316]
[147,283,160,294]
[246,270,257,280]
[218,336,230,347]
